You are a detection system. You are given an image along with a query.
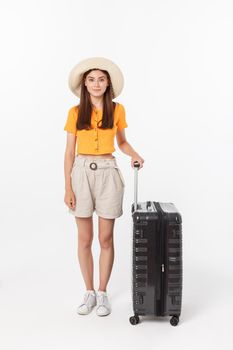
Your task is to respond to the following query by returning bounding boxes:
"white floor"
[1,253,232,350]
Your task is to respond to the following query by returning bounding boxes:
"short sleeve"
[63,106,78,135]
[116,103,128,131]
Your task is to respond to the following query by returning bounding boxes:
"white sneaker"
[77,290,97,315]
[96,291,111,316]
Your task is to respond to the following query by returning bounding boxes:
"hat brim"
[68,57,124,98]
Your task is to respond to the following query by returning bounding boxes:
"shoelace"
[83,292,95,304]
[97,294,107,306]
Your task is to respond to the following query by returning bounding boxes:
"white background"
[0,0,233,349]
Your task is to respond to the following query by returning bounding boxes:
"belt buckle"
[90,162,97,170]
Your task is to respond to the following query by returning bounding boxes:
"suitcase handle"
[133,161,140,211]
[133,161,140,168]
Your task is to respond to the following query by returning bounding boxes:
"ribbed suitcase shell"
[129,164,183,326]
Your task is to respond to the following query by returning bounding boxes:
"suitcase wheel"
[129,315,140,325]
[170,315,179,326]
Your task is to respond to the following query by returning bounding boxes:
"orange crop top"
[63,102,128,155]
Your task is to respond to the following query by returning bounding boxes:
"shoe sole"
[96,310,111,316]
[96,313,110,316]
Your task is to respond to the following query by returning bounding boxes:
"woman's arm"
[64,133,76,191]
[116,129,145,169]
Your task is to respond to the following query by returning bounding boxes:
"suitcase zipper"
[153,201,165,316]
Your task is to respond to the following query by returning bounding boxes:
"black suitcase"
[129,161,183,326]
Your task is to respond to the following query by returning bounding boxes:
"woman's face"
[84,70,109,97]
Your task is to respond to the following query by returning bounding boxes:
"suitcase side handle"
[133,161,140,211]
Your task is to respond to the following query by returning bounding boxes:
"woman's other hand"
[64,189,76,210]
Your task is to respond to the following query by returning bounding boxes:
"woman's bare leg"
[98,216,115,292]
[75,216,94,290]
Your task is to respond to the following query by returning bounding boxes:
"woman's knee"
[98,234,113,249]
[79,235,93,249]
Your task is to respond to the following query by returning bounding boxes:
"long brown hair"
[76,69,117,130]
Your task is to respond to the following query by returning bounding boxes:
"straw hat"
[68,57,124,98]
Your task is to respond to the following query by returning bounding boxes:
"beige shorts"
[68,155,125,219]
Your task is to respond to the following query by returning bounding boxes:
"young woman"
[63,57,144,317]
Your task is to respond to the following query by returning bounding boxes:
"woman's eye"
[88,78,105,82]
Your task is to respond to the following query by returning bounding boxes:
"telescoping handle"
[133,161,140,211]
